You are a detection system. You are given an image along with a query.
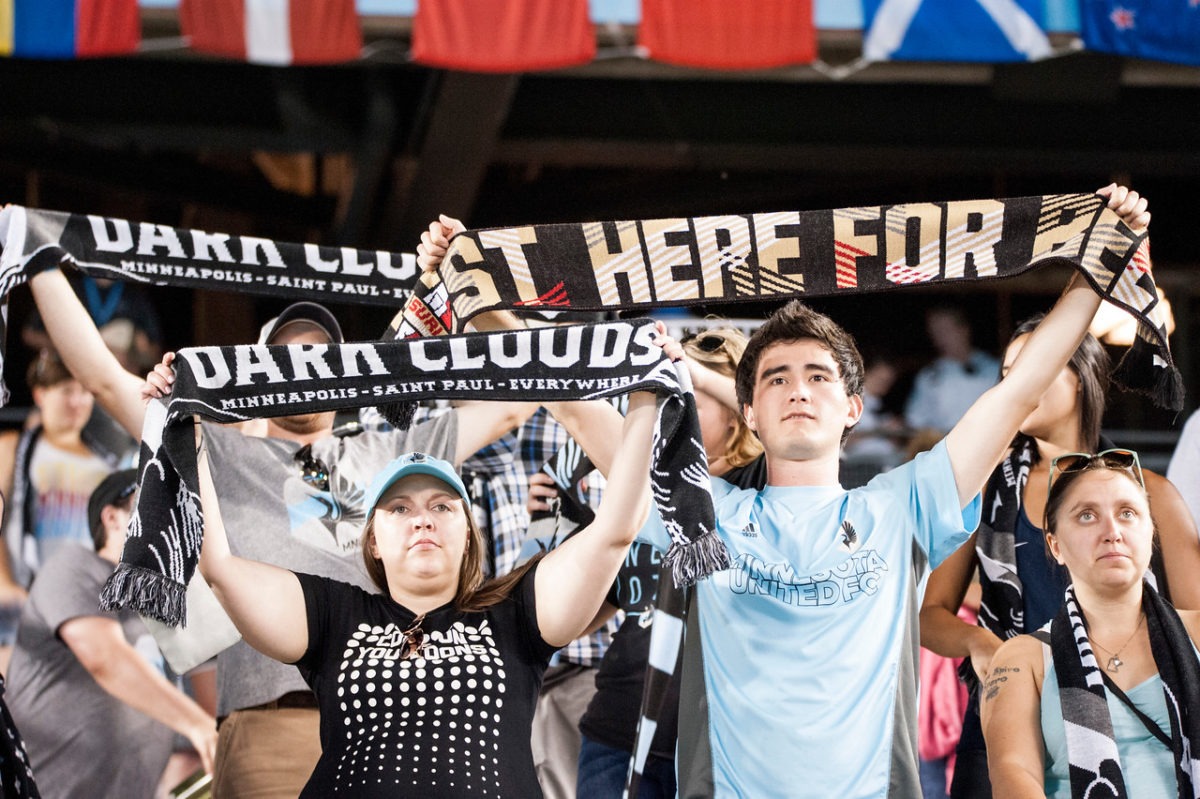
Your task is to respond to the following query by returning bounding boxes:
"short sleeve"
[512,562,560,663]
[30,548,118,636]
[867,439,980,568]
[293,571,338,671]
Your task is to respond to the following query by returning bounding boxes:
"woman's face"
[33,379,94,435]
[1047,469,1153,591]
[370,474,470,588]
[1003,334,1080,440]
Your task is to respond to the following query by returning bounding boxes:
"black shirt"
[294,567,557,798]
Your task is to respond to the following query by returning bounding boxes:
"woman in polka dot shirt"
[194,391,657,798]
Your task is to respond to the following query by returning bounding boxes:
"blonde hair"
[683,326,763,469]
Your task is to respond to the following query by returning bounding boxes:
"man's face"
[268,322,337,436]
[743,339,862,461]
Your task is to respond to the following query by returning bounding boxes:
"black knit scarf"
[98,320,721,626]
[0,204,418,403]
[1050,583,1200,799]
[976,434,1038,643]
[387,193,1178,411]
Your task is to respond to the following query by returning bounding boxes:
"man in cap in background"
[6,469,217,797]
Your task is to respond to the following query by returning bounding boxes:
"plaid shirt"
[361,405,616,667]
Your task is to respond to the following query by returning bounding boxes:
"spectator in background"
[920,315,1200,798]
[905,306,999,433]
[6,470,217,797]
[845,354,905,467]
[0,351,119,670]
[1167,408,1200,530]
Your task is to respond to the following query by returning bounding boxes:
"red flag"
[412,0,594,73]
[76,0,140,57]
[180,0,361,65]
[639,0,816,69]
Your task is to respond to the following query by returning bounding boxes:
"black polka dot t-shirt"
[292,566,557,798]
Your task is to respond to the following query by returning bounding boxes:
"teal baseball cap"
[365,452,469,517]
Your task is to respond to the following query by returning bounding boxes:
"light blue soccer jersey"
[642,440,980,798]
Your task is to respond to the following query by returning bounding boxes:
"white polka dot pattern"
[331,618,509,795]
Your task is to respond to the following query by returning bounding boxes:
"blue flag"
[1080,0,1200,67]
[862,0,1051,62]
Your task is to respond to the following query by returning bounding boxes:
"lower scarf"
[99,319,720,626]
[1051,583,1200,799]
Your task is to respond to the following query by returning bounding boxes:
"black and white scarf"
[98,320,721,626]
[1051,583,1200,799]
[388,193,1178,411]
[976,435,1038,644]
[0,204,418,403]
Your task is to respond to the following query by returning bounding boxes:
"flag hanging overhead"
[412,0,594,73]
[0,0,139,59]
[179,0,362,65]
[1080,0,1200,67]
[862,0,1052,62]
[639,0,816,69]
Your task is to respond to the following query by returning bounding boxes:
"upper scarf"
[0,194,1178,410]
[98,320,721,626]
[1050,583,1200,799]
[387,193,1177,410]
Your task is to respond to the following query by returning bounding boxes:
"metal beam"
[381,71,520,249]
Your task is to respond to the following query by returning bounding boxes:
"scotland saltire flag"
[1080,0,1200,67]
[862,0,1052,62]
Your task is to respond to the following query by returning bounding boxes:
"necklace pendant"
[1106,656,1123,673]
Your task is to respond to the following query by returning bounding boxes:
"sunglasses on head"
[1047,448,1144,497]
[682,333,726,354]
[293,444,330,493]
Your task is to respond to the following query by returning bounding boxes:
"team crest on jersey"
[840,520,859,553]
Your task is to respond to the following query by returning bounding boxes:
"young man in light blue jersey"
[633,184,1149,798]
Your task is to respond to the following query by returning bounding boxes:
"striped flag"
[863,0,1052,62]
[0,0,139,59]
[1080,0,1200,67]
[179,0,361,65]
[412,0,594,73]
[639,0,816,69]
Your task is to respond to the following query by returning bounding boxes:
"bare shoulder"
[1143,468,1181,498]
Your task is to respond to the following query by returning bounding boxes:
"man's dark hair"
[735,300,865,426]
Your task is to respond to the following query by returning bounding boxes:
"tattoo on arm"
[984,666,1020,702]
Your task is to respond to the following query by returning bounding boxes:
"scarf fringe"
[664,529,731,587]
[376,400,417,431]
[99,563,187,627]
[1112,336,1185,412]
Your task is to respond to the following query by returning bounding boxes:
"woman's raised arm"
[532,390,656,647]
[196,428,310,664]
